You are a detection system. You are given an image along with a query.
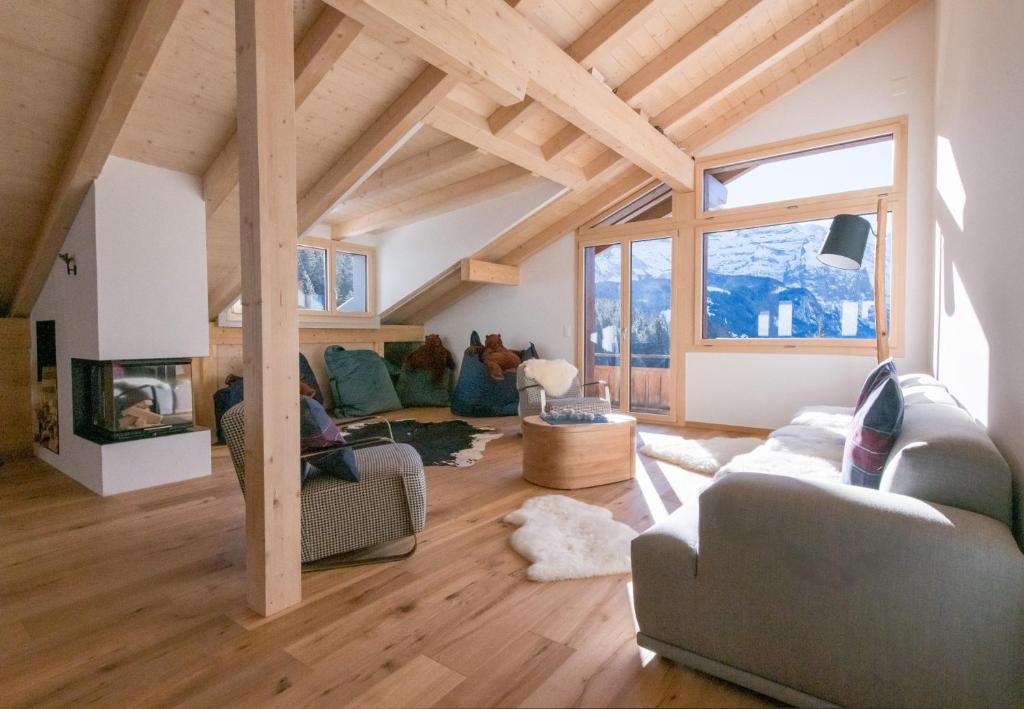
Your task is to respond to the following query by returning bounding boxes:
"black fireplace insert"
[72,358,196,443]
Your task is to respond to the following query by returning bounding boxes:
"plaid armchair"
[516,362,612,421]
[221,403,426,564]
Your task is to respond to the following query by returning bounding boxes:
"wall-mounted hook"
[58,253,77,276]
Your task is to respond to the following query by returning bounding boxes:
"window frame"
[694,117,907,222]
[222,237,377,327]
[296,236,376,324]
[691,117,908,356]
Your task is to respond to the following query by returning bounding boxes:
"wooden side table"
[521,414,637,489]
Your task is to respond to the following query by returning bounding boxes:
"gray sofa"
[631,374,1024,707]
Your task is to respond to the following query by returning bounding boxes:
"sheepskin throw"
[523,358,578,397]
[503,495,637,582]
[640,436,762,474]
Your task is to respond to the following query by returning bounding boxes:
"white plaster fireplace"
[30,156,211,495]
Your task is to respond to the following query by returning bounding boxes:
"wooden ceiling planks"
[0,0,129,312]
[0,0,922,317]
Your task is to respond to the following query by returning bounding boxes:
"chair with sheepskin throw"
[516,359,612,423]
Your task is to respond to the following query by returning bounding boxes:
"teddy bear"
[405,334,455,383]
[481,333,522,380]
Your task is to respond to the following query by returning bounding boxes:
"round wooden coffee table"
[521,414,637,489]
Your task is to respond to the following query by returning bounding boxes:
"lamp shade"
[817,214,871,270]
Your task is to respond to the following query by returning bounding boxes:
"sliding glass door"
[582,243,622,409]
[629,237,673,415]
[580,232,677,420]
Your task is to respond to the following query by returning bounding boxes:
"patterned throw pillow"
[299,396,358,484]
[855,358,897,411]
[843,376,904,488]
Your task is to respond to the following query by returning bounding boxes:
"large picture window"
[694,117,906,353]
[703,212,891,340]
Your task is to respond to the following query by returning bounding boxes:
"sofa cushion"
[324,347,402,417]
[881,402,1013,527]
[843,376,904,488]
[855,358,897,410]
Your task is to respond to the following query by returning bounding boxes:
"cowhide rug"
[342,419,501,468]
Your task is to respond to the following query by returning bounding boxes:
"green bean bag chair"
[324,346,401,417]
[383,341,454,407]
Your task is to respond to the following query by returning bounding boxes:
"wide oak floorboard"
[0,409,775,708]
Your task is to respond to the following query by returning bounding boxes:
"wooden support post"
[874,196,890,363]
[235,0,302,616]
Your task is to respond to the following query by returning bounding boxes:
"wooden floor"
[0,410,775,708]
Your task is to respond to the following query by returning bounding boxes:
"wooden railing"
[592,362,671,414]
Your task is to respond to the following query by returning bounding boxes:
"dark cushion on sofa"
[324,346,401,417]
[843,375,904,488]
[855,358,897,411]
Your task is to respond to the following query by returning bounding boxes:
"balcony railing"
[592,353,671,414]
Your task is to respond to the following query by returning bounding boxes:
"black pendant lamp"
[817,213,871,270]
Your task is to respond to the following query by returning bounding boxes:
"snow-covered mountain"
[592,239,672,283]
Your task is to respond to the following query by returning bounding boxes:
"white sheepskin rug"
[639,436,762,474]
[503,495,637,582]
[523,358,578,397]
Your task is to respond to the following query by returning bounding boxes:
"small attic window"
[593,183,673,227]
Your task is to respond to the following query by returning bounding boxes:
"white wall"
[365,179,564,311]
[94,156,209,359]
[32,186,104,491]
[931,0,1024,538]
[31,157,211,495]
[426,233,577,365]
[685,0,936,427]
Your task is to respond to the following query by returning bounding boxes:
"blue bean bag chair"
[450,331,538,417]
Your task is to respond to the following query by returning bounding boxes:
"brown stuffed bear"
[482,333,521,380]
[405,334,455,383]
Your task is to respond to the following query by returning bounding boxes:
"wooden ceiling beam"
[541,0,758,163]
[328,1,526,106]
[329,0,694,191]
[680,0,924,153]
[425,100,587,188]
[331,163,536,237]
[616,0,761,108]
[8,0,185,318]
[490,0,663,138]
[202,7,362,218]
[655,0,855,132]
[349,139,480,201]
[297,66,459,234]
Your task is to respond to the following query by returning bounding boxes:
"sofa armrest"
[632,473,1024,707]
